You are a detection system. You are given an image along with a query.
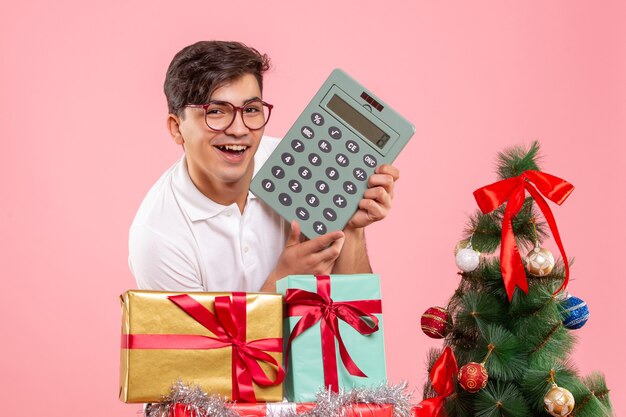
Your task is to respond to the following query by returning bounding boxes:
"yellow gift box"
[119,290,284,403]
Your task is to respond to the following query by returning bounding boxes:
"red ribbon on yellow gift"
[284,275,382,393]
[121,293,284,403]
[473,170,574,301]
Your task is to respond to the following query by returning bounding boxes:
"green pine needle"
[525,320,575,367]
[496,140,542,180]
[572,399,613,417]
[474,381,530,417]
[475,324,526,381]
[521,362,579,411]
[444,389,475,417]
[582,372,613,411]
[466,199,548,256]
[509,277,563,317]
[456,292,507,330]
[422,347,442,399]
[563,376,611,417]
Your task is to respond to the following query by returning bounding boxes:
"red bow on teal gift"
[283,275,382,392]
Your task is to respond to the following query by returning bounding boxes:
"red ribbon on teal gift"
[412,347,458,417]
[283,275,382,393]
[121,293,284,403]
[473,170,574,301]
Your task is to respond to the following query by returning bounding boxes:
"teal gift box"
[276,274,387,402]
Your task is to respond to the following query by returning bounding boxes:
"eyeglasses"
[185,99,273,132]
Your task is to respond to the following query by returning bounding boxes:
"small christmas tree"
[417,142,613,417]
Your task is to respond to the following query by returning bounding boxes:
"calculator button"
[363,154,377,168]
[315,180,329,194]
[279,193,292,206]
[323,208,337,222]
[353,168,367,181]
[333,194,347,208]
[291,139,305,153]
[346,140,360,154]
[271,166,285,179]
[313,221,327,235]
[328,127,342,140]
[335,153,349,167]
[325,167,340,181]
[301,126,315,139]
[288,179,302,193]
[306,193,320,207]
[343,181,357,195]
[281,152,295,166]
[298,166,312,180]
[296,207,310,221]
[319,140,332,153]
[261,179,275,192]
[308,153,322,166]
[311,113,324,126]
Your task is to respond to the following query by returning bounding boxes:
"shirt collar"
[173,155,258,222]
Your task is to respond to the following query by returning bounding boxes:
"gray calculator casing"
[251,68,415,239]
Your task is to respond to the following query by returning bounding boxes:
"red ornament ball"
[458,362,489,393]
[420,306,449,339]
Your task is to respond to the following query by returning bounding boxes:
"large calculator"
[251,69,415,239]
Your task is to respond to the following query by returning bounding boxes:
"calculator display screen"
[327,94,390,149]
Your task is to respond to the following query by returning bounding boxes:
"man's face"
[175,73,265,198]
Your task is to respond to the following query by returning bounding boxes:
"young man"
[129,41,399,292]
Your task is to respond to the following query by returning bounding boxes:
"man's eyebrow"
[243,96,262,104]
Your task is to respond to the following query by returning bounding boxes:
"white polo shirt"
[129,136,288,292]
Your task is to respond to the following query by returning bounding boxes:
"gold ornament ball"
[544,385,575,416]
[524,246,555,276]
[454,239,471,255]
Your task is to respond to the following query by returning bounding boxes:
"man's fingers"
[358,199,387,222]
[362,186,392,208]
[368,173,395,198]
[301,230,345,253]
[286,220,302,247]
[376,164,399,181]
[316,234,345,263]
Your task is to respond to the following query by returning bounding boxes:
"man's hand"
[347,164,399,230]
[261,221,345,291]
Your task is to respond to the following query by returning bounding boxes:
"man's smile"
[214,143,251,161]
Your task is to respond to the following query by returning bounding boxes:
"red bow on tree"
[473,170,574,300]
[412,347,458,417]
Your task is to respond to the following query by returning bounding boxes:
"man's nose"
[224,110,250,136]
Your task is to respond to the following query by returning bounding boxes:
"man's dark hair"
[164,40,270,117]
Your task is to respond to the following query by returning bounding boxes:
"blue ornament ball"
[560,295,590,330]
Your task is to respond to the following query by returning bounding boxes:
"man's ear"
[167,114,184,145]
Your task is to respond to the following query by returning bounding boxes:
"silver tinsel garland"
[145,381,413,417]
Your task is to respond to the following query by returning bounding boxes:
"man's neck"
[187,166,253,214]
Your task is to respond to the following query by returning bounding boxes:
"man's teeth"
[218,145,248,151]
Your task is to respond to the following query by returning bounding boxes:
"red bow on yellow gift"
[473,170,574,301]
[123,293,284,402]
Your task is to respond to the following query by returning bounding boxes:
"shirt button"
[243,246,249,253]
[225,210,232,217]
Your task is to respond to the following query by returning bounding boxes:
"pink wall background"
[1,1,624,415]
